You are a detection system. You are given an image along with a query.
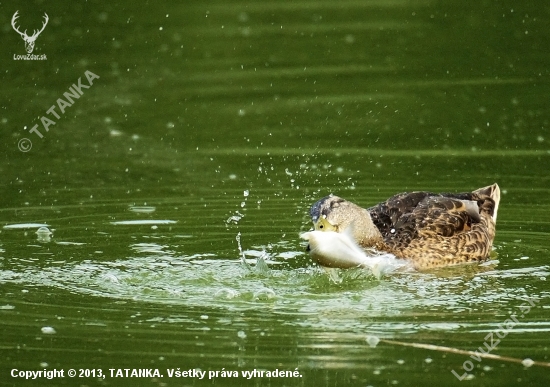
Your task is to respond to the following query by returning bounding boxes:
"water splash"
[236,232,251,270]
[226,212,244,224]
[241,189,250,208]
[254,252,270,274]
[36,226,52,243]
[228,190,250,223]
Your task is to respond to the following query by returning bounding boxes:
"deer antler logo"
[11,11,49,54]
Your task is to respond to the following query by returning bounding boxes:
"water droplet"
[237,330,247,339]
[36,227,51,234]
[102,274,119,283]
[366,336,380,347]
[41,326,56,335]
[522,358,534,367]
[214,288,239,299]
[226,214,243,224]
[344,34,355,44]
[253,288,276,301]
[36,227,52,242]
[128,206,156,213]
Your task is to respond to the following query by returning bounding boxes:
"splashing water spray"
[235,231,251,270]
[235,189,252,270]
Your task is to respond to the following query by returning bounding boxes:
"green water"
[1,0,549,386]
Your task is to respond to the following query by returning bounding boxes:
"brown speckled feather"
[308,184,500,270]
[368,188,497,268]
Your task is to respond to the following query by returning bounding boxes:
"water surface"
[1,0,549,386]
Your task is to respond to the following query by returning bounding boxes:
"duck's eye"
[319,225,324,229]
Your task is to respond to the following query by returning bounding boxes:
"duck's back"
[367,184,500,268]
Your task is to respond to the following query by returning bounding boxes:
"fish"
[301,228,370,269]
[300,228,410,278]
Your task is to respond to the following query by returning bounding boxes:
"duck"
[302,183,500,270]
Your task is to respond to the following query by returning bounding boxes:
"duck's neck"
[351,209,384,247]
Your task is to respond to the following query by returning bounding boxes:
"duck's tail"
[473,183,500,222]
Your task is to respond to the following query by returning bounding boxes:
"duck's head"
[309,195,382,246]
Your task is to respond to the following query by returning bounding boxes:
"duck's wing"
[368,191,432,237]
[368,191,487,247]
[411,196,481,237]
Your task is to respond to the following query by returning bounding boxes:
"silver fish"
[301,229,370,269]
[300,229,411,278]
